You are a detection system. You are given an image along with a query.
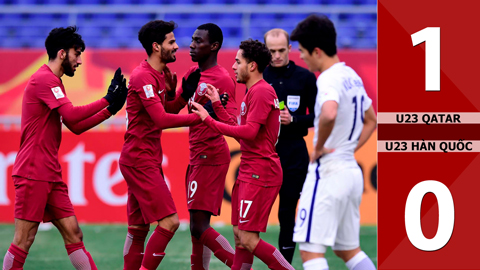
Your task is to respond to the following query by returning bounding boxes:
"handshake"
[104,67,128,115]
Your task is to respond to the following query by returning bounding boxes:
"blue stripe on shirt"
[306,158,321,242]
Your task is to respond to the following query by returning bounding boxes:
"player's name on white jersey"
[378,140,480,152]
[376,112,480,124]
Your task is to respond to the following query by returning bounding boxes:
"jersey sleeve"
[316,77,340,109]
[212,101,238,125]
[247,88,275,125]
[146,101,201,129]
[63,109,112,135]
[211,76,237,125]
[36,76,71,110]
[361,87,373,113]
[220,77,238,117]
[58,98,109,124]
[204,116,261,141]
[131,73,162,108]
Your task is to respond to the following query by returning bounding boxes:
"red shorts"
[120,164,176,225]
[13,176,75,223]
[185,163,229,216]
[231,180,281,232]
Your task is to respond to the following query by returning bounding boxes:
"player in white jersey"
[290,15,377,270]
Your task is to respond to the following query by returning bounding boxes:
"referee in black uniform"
[263,28,317,263]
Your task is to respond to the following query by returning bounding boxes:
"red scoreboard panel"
[378,0,480,269]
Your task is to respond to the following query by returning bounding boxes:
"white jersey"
[313,62,372,164]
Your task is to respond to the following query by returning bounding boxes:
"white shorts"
[293,159,363,250]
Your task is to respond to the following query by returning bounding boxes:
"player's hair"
[197,23,223,51]
[45,26,85,61]
[239,39,272,73]
[264,28,289,46]
[138,20,177,56]
[290,14,337,56]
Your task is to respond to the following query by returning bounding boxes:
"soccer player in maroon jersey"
[119,20,203,270]
[3,26,128,270]
[164,23,238,270]
[192,39,295,270]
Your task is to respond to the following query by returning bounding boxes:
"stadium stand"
[0,0,376,48]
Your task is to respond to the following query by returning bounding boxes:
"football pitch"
[0,224,376,270]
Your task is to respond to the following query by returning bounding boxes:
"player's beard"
[62,52,75,77]
[161,47,177,64]
[236,66,249,84]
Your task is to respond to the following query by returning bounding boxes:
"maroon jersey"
[182,65,237,165]
[238,79,282,186]
[12,65,71,182]
[119,61,168,168]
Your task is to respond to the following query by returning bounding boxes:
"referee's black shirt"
[263,61,317,139]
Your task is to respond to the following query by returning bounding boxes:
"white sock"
[303,257,328,270]
[346,251,376,270]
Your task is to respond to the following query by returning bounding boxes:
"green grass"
[0,224,376,269]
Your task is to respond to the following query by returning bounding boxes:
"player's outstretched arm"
[311,100,338,162]
[191,101,260,140]
[355,105,377,152]
[145,101,201,130]
[63,109,111,135]
[62,78,129,135]
[205,84,238,126]
[58,67,125,124]
[57,98,109,124]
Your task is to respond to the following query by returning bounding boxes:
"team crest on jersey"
[241,101,247,116]
[51,86,64,99]
[143,84,155,98]
[287,95,300,112]
[197,83,208,96]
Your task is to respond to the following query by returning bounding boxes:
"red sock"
[65,241,98,270]
[231,246,254,270]
[3,244,28,270]
[191,236,212,270]
[123,227,149,270]
[200,227,235,267]
[252,239,294,270]
[141,226,174,270]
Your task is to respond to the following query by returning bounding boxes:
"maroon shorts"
[231,180,281,232]
[13,176,75,223]
[120,164,177,226]
[185,163,229,216]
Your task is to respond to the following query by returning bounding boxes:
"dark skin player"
[190,29,229,118]
[188,28,228,239]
